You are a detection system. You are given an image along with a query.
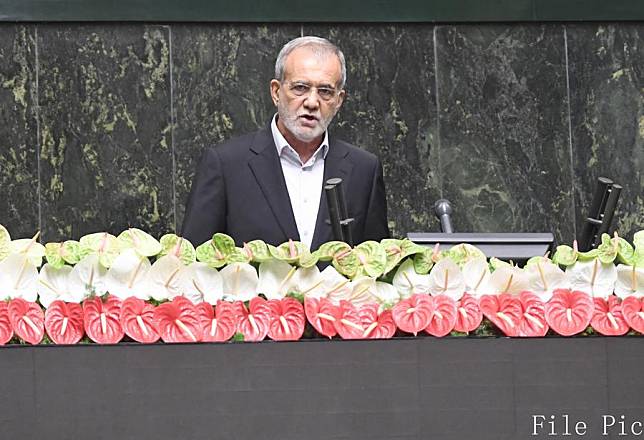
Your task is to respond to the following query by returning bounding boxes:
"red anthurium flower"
[518,291,548,337]
[545,289,593,336]
[45,301,84,344]
[237,297,270,342]
[622,296,644,334]
[8,298,44,345]
[304,297,338,338]
[267,298,306,341]
[120,297,159,344]
[425,294,457,337]
[197,301,237,342]
[333,300,365,339]
[358,303,396,339]
[392,293,434,336]
[591,296,629,336]
[479,294,522,337]
[454,293,483,333]
[154,296,202,343]
[0,302,14,345]
[83,296,124,344]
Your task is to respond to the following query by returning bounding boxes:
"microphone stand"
[578,177,622,251]
[325,178,354,246]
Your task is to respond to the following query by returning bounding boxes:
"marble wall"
[0,23,641,245]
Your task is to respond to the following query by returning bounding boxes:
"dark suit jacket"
[181,125,389,249]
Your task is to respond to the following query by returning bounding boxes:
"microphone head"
[434,199,452,216]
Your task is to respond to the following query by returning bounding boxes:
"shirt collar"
[271,114,329,161]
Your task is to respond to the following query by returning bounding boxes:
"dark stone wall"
[0,23,641,245]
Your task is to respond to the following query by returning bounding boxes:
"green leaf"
[0,224,11,262]
[381,239,404,274]
[243,240,272,263]
[286,291,305,303]
[354,241,387,278]
[412,249,434,275]
[525,255,551,268]
[61,240,82,265]
[552,245,577,267]
[117,228,162,257]
[79,232,120,268]
[633,248,644,269]
[159,234,196,265]
[232,332,245,342]
[195,240,226,268]
[577,248,599,262]
[45,242,66,269]
[316,241,351,262]
[400,239,428,258]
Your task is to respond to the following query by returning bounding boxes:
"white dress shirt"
[270,115,328,249]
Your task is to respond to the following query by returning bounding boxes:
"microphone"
[434,199,454,233]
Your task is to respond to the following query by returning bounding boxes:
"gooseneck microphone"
[434,199,454,234]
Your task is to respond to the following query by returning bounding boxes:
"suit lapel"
[311,137,353,250]
[248,128,300,242]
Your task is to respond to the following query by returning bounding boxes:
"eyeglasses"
[283,81,339,101]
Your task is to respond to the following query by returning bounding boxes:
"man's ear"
[270,79,281,106]
[335,89,346,110]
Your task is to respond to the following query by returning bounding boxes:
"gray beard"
[277,102,336,142]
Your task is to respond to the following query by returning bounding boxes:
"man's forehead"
[283,46,342,83]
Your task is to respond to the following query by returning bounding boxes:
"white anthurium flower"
[147,254,185,301]
[105,248,151,300]
[613,264,644,299]
[392,258,431,299]
[488,266,530,296]
[319,265,352,305]
[67,254,108,302]
[374,281,402,310]
[525,260,569,302]
[347,276,378,307]
[566,259,617,299]
[220,262,258,302]
[37,263,72,308]
[257,260,297,300]
[179,262,223,304]
[0,253,38,302]
[462,257,492,297]
[11,235,46,267]
[427,258,466,300]
[292,266,324,299]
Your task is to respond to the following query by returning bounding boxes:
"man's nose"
[303,90,321,109]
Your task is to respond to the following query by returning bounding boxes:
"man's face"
[271,47,345,143]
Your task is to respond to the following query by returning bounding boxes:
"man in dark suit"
[182,36,389,250]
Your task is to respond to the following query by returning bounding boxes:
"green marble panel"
[0,25,39,239]
[567,24,644,243]
[304,25,440,238]
[37,24,173,242]
[436,24,575,243]
[172,24,301,230]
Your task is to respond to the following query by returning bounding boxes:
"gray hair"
[275,36,347,90]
